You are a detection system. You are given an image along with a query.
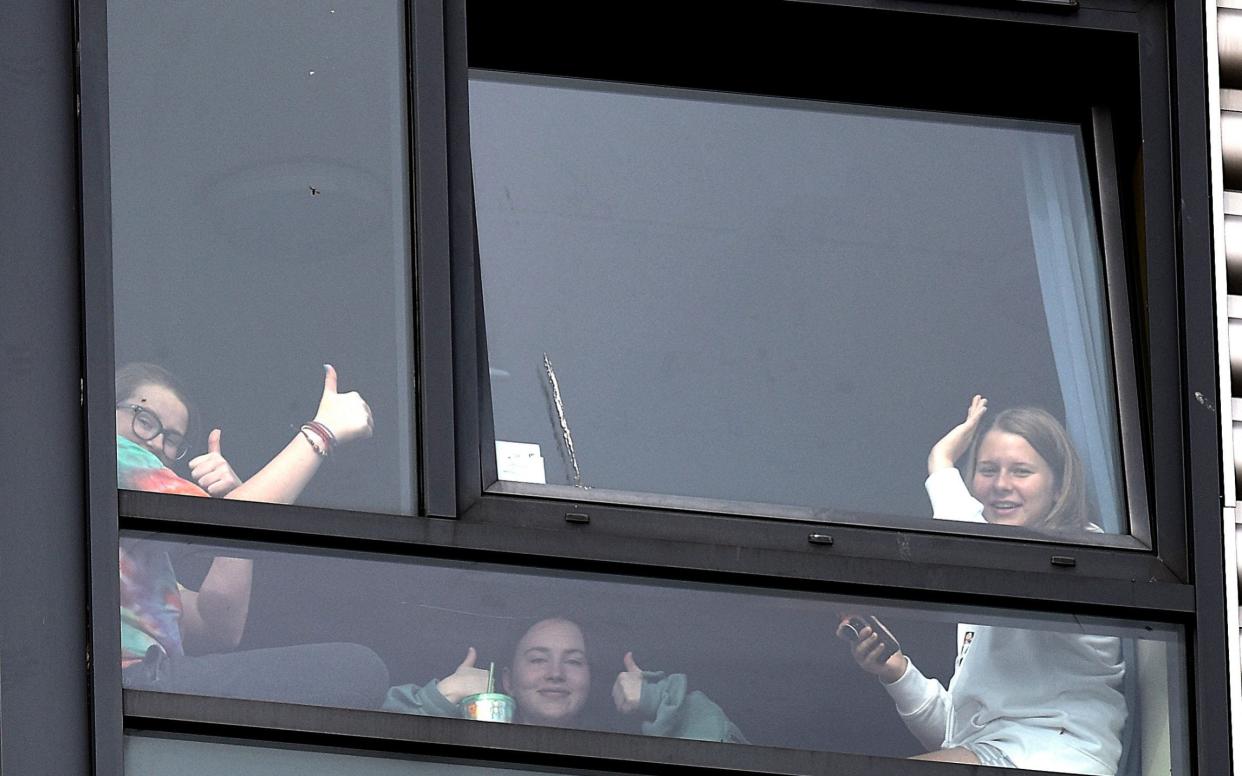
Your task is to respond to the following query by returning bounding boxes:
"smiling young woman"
[928,394,1092,533]
[834,395,1120,773]
[970,429,1056,526]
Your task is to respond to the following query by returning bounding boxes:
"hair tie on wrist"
[304,420,337,448]
[300,423,331,457]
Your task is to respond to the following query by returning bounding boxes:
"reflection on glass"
[470,71,1127,537]
[119,533,1188,774]
[107,1,414,513]
[126,735,560,776]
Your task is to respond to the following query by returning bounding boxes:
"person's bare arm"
[177,366,372,652]
[927,395,987,475]
[179,556,253,653]
[224,364,373,505]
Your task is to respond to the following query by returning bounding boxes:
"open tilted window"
[468,2,1149,548]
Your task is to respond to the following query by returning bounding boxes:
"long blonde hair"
[963,407,1089,532]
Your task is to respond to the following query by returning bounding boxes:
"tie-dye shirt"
[117,435,207,666]
[116,434,209,497]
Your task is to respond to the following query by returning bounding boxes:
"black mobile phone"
[839,615,902,662]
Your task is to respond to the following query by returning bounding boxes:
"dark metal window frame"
[475,97,1153,552]
[60,0,1232,775]
[454,0,1189,582]
[0,2,94,774]
[120,693,1084,776]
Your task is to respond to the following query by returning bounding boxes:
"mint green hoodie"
[384,669,746,744]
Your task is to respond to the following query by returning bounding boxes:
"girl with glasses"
[115,361,388,709]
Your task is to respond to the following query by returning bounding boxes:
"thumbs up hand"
[313,364,374,446]
[189,428,243,497]
[437,646,490,704]
[612,651,645,714]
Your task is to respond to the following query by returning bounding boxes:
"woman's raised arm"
[225,364,373,504]
[927,394,988,475]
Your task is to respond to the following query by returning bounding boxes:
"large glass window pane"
[119,533,1188,775]
[107,1,414,513]
[126,735,568,776]
[472,72,1133,541]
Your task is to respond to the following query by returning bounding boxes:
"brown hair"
[963,406,1090,532]
[114,362,198,442]
[509,617,589,666]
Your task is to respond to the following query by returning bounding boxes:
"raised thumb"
[322,363,338,396]
[458,646,477,670]
[208,428,222,455]
[623,651,641,673]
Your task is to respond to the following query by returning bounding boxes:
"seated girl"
[117,362,388,708]
[839,396,1125,773]
[385,617,746,743]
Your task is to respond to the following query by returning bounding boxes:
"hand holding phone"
[836,614,906,684]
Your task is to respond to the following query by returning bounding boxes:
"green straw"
[487,662,495,694]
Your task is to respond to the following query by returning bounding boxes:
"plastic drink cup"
[460,692,515,723]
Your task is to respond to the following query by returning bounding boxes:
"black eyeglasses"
[115,403,190,461]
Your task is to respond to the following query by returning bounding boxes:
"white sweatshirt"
[925,467,989,524]
[884,469,1127,774]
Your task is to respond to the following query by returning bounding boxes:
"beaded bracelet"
[304,420,337,449]
[299,424,330,457]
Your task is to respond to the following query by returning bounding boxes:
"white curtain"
[1020,133,1124,532]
